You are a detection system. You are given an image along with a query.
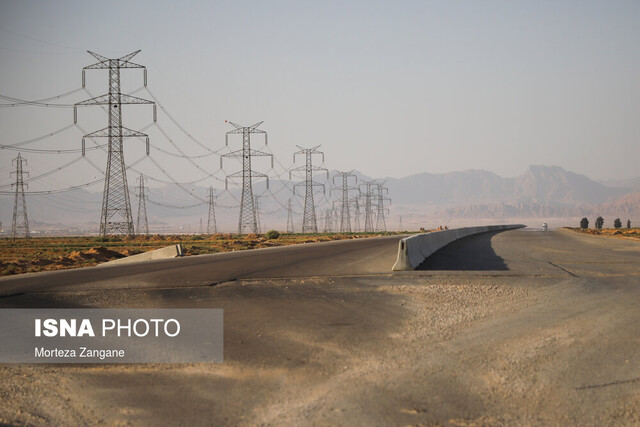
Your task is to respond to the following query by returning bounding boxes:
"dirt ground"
[0,229,638,425]
[565,227,640,241]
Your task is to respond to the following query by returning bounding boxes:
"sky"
[1,0,639,198]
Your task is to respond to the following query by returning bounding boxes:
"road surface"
[1,228,639,426]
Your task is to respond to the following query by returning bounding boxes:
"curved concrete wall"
[392,224,525,271]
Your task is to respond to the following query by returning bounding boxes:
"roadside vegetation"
[566,227,640,241]
[0,231,408,276]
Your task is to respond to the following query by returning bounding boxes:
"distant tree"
[627,219,632,229]
[580,217,589,229]
[595,216,604,229]
[614,218,622,229]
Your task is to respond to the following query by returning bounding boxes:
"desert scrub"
[265,230,280,239]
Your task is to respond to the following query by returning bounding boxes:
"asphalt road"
[1,228,639,426]
[0,234,403,296]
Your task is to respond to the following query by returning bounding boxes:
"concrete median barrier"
[101,244,184,266]
[392,224,525,271]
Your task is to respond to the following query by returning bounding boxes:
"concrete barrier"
[392,224,525,271]
[101,244,184,266]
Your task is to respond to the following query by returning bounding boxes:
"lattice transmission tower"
[360,180,376,232]
[286,199,295,233]
[290,145,328,233]
[221,121,273,234]
[351,196,361,232]
[331,171,359,233]
[207,186,218,234]
[374,183,391,232]
[135,174,149,235]
[254,195,262,234]
[75,50,156,237]
[11,153,29,239]
[323,208,333,232]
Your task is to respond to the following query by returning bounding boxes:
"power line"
[0,87,84,107]
[0,123,76,148]
[0,178,104,195]
[0,156,85,189]
[144,86,221,155]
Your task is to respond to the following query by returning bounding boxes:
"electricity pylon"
[333,208,341,233]
[221,121,273,234]
[207,186,218,234]
[360,180,376,232]
[323,208,332,232]
[135,174,149,235]
[254,195,262,234]
[75,50,156,237]
[351,197,361,232]
[399,215,403,231]
[290,145,328,233]
[374,183,391,232]
[331,171,358,233]
[286,199,295,233]
[11,153,29,239]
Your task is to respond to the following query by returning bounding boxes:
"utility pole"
[290,145,328,233]
[286,199,295,233]
[199,218,203,234]
[331,171,358,233]
[399,215,403,231]
[360,180,376,232]
[135,174,149,235]
[221,121,273,234]
[374,183,391,232]
[207,186,218,234]
[75,50,156,237]
[11,153,29,239]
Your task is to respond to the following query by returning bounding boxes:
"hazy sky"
[1,0,639,191]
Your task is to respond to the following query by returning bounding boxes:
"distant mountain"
[386,165,629,207]
[437,201,585,219]
[592,192,640,219]
[1,165,637,231]
[513,165,627,205]
[385,169,512,206]
[600,177,640,190]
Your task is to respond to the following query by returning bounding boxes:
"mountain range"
[0,165,637,232]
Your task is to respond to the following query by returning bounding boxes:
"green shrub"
[265,230,280,239]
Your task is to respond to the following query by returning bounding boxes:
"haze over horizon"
[0,0,639,193]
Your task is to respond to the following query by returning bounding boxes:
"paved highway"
[0,235,403,296]
[1,228,639,426]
